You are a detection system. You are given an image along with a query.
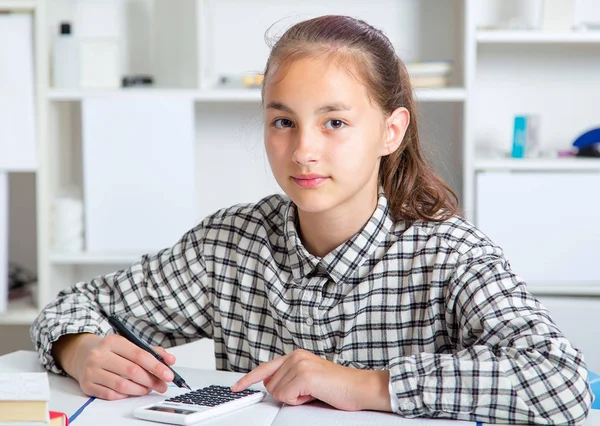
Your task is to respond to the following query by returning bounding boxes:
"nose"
[292,126,321,166]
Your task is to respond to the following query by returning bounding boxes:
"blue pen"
[108,315,192,390]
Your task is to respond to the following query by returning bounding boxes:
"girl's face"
[264,56,399,216]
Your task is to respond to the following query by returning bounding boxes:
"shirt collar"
[284,192,394,285]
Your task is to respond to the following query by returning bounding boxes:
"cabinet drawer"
[476,172,600,286]
[537,296,600,373]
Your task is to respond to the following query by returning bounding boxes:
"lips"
[292,174,329,188]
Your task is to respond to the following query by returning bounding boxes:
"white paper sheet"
[271,401,474,426]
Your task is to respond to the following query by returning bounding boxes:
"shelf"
[0,298,39,325]
[50,251,144,265]
[475,158,600,172]
[47,87,466,103]
[528,284,600,297]
[48,88,262,102]
[413,87,466,102]
[0,0,36,11]
[48,89,202,101]
[477,30,600,44]
[0,166,36,173]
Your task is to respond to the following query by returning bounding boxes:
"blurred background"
[0,0,599,371]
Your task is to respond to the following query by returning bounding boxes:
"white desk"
[1,351,598,426]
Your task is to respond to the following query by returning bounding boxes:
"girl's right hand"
[53,333,176,400]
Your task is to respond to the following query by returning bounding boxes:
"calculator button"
[165,385,261,407]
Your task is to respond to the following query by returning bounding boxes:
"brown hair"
[262,15,459,222]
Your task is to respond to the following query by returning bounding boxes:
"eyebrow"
[265,101,352,115]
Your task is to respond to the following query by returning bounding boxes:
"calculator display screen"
[147,405,196,415]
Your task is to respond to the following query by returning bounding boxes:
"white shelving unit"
[0,0,47,326]
[0,0,469,324]
[469,1,600,371]
[2,1,600,373]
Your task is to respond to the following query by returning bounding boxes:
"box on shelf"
[511,115,540,158]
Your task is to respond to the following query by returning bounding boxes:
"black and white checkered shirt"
[31,193,592,424]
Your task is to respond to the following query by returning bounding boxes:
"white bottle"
[52,22,79,89]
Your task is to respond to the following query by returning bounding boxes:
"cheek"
[264,138,288,170]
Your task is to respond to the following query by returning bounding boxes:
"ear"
[381,107,410,156]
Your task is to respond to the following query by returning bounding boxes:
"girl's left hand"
[230,349,392,412]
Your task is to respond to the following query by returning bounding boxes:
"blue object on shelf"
[590,370,600,410]
[573,127,600,149]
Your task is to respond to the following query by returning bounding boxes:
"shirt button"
[305,317,314,326]
[405,401,415,410]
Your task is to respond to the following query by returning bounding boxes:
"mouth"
[291,175,329,188]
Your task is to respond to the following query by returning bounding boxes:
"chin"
[285,187,337,214]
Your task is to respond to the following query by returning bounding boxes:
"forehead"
[263,56,375,108]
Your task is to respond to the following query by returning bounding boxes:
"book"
[0,373,50,425]
[49,411,68,426]
[406,61,452,76]
[410,75,449,88]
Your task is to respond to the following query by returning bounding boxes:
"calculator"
[133,385,266,425]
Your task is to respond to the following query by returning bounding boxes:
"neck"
[297,184,379,258]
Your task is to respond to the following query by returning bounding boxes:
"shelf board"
[48,87,466,103]
[0,298,39,325]
[413,87,466,102]
[475,158,600,172]
[528,284,600,297]
[477,30,600,44]
[50,251,144,265]
[0,166,36,173]
[0,0,36,11]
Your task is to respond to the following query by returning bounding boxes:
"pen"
[107,315,192,390]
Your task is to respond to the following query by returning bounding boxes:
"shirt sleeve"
[387,243,592,425]
[30,224,213,375]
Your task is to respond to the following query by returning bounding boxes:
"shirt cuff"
[388,376,400,413]
[388,356,425,416]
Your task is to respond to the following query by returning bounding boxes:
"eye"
[272,118,295,129]
[324,119,346,130]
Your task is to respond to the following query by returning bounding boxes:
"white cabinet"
[81,97,197,253]
[537,297,600,373]
[476,171,600,289]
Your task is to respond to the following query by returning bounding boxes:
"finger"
[81,381,130,401]
[93,368,153,397]
[152,346,176,366]
[108,336,174,383]
[100,345,170,392]
[263,359,295,396]
[278,380,316,406]
[268,369,297,399]
[231,355,289,392]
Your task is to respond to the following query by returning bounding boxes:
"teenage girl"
[32,15,591,424]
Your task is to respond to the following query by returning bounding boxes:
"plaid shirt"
[31,193,592,424]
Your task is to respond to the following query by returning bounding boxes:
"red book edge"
[49,410,69,426]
